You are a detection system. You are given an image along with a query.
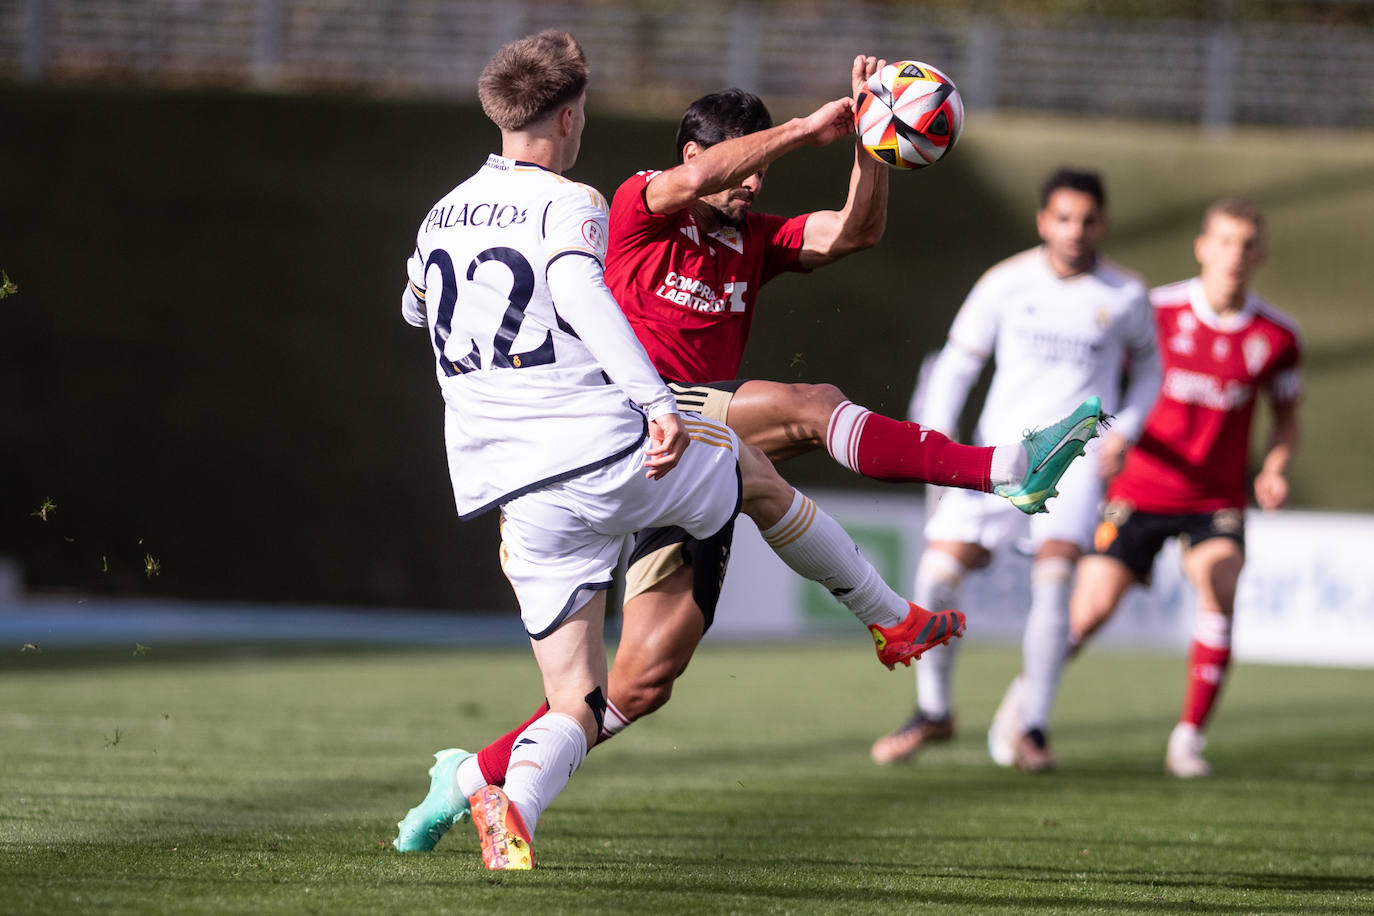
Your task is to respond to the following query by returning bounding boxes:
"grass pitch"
[2,640,1371,914]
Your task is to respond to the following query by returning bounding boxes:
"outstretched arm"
[643,98,855,216]
[546,252,683,479]
[798,55,890,268]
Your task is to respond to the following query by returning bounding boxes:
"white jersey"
[924,246,1160,445]
[402,154,677,519]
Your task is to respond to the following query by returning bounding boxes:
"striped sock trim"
[760,492,816,550]
[825,401,869,474]
[597,699,632,743]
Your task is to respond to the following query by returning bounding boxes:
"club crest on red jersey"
[1242,333,1271,376]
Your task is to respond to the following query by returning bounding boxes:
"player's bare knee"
[787,382,847,443]
[1070,597,1114,640]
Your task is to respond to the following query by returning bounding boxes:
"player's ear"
[681,141,704,162]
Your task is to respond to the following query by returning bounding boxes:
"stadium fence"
[2,0,1373,128]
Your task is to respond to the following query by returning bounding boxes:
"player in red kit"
[599,73,1098,676]
[988,198,1302,778]
[604,77,1009,484]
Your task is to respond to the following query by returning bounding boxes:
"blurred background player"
[394,33,966,863]
[871,167,1161,772]
[1005,198,1301,778]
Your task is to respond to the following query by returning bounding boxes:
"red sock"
[1180,640,1231,729]
[477,698,623,786]
[477,701,548,786]
[827,404,992,490]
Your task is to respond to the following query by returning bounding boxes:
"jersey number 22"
[428,246,556,377]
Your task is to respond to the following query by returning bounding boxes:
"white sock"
[988,443,1027,488]
[824,400,869,474]
[913,550,967,720]
[456,753,487,799]
[598,698,632,743]
[758,489,906,627]
[1021,556,1074,732]
[500,712,588,837]
[1194,609,1233,650]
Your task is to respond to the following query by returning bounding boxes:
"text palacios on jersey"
[424,202,528,232]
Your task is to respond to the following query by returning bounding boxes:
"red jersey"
[604,170,810,382]
[1108,278,1302,513]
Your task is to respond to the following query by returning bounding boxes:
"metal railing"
[3,0,1372,127]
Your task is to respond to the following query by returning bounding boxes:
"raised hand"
[852,54,886,97]
[799,97,857,146]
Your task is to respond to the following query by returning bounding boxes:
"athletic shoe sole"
[470,785,534,870]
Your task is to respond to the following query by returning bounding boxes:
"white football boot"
[1165,723,1213,779]
[987,673,1025,768]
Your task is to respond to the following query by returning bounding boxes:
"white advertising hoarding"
[712,491,1374,669]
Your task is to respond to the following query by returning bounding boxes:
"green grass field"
[3,640,1370,914]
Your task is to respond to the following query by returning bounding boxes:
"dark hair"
[478,30,588,131]
[675,89,773,162]
[1039,167,1106,209]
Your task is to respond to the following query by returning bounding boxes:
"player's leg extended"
[1168,533,1243,778]
[871,543,982,765]
[394,596,605,862]
[738,443,965,668]
[462,539,716,796]
[456,418,740,831]
[608,563,707,724]
[469,592,608,870]
[725,379,995,487]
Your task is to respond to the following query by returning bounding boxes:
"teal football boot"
[995,396,1107,514]
[393,748,473,852]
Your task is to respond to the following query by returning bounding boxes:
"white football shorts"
[923,436,1105,551]
[499,414,743,639]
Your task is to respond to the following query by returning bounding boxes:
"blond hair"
[478,30,588,131]
[1202,197,1265,237]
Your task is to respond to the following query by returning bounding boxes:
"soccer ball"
[855,60,963,170]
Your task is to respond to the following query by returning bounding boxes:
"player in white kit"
[393,30,964,870]
[870,168,1161,772]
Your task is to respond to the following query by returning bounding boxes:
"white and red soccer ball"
[855,60,963,170]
